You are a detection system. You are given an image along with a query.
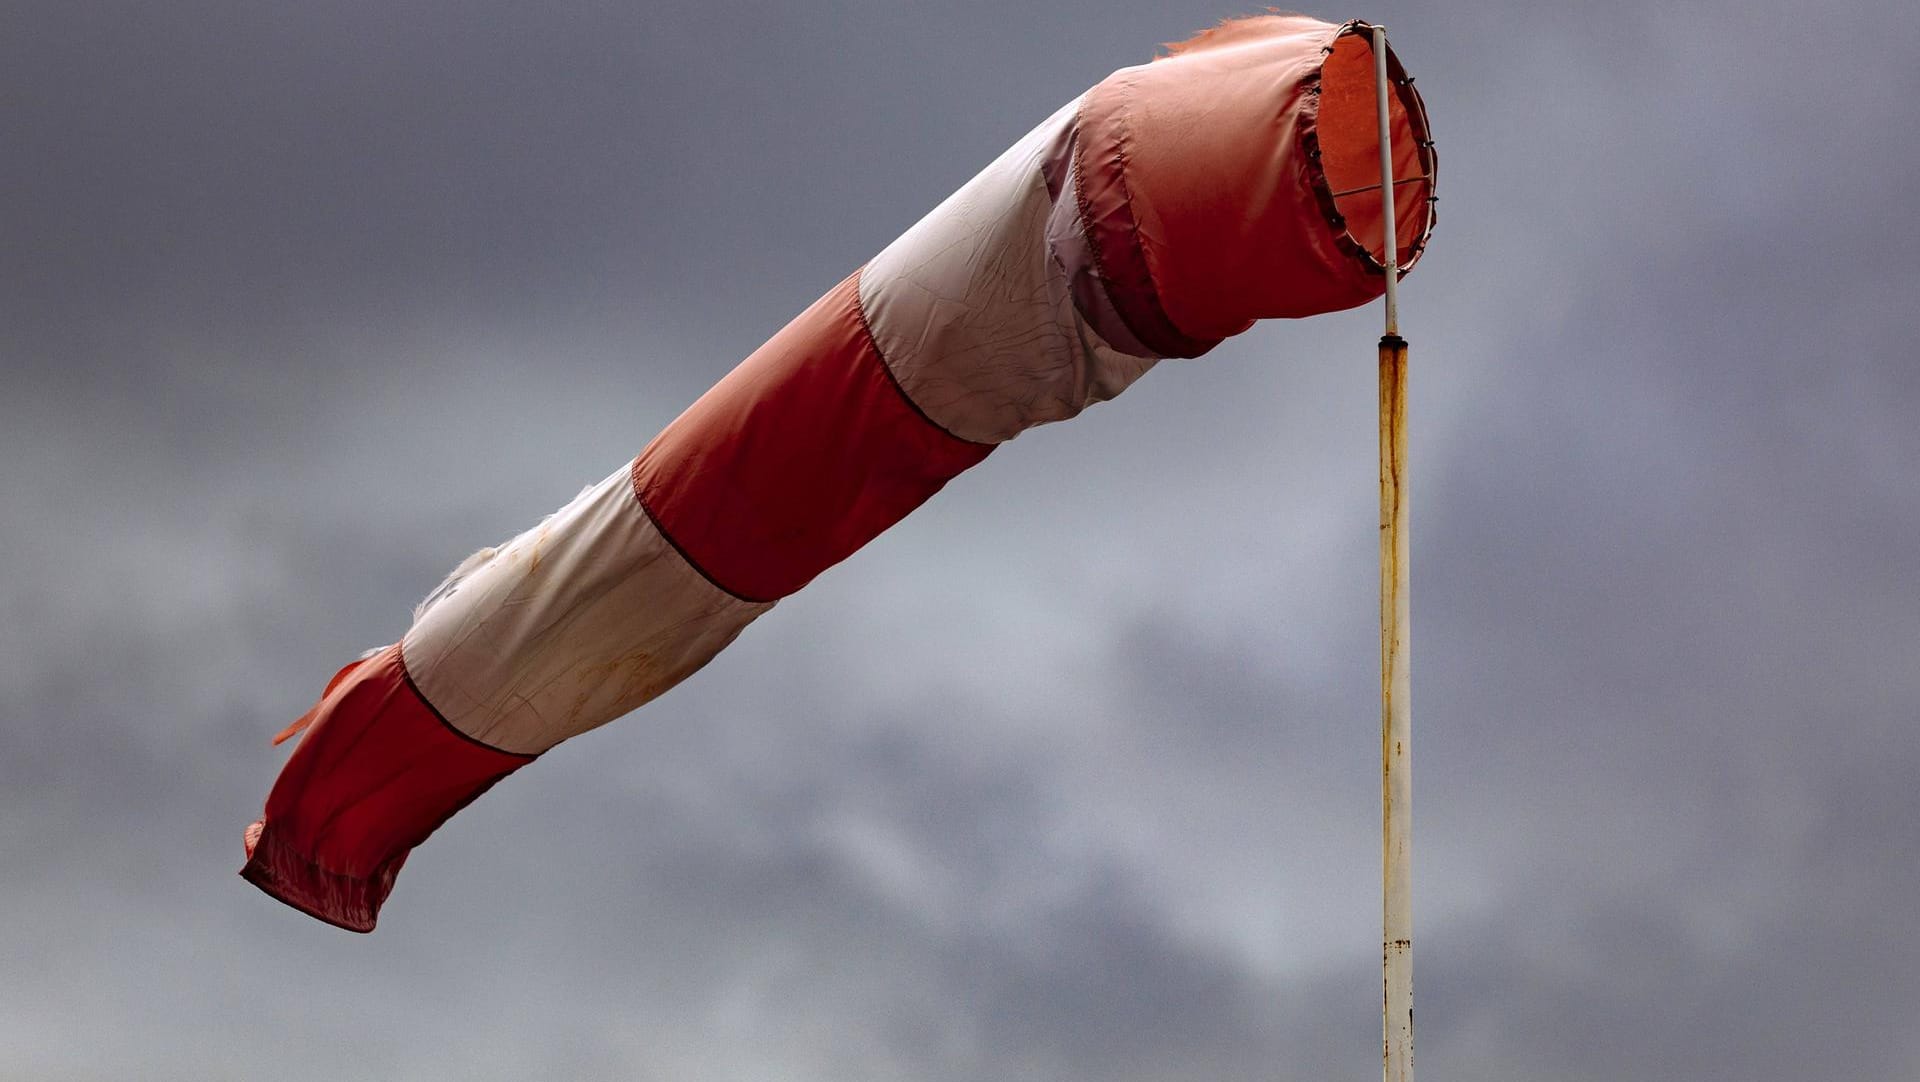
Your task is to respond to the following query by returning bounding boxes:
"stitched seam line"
[851,265,999,450]
[626,458,777,604]
[1075,81,1216,358]
[397,639,541,761]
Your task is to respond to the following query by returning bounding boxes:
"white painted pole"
[1373,22,1413,1082]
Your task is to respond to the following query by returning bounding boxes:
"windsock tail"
[240,644,534,931]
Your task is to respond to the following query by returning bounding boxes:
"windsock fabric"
[241,14,1435,931]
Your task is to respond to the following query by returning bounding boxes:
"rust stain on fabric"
[528,523,552,576]
[563,649,663,727]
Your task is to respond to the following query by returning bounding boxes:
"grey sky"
[4,1,1917,1079]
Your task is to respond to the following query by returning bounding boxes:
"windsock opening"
[1317,25,1436,272]
[1080,14,1438,346]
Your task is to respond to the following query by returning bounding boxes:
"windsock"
[241,14,1435,931]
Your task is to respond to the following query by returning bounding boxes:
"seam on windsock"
[394,640,541,761]
[1066,96,1156,357]
[1068,83,1217,359]
[1044,111,1158,362]
[850,264,999,450]
[1101,80,1173,343]
[625,460,775,605]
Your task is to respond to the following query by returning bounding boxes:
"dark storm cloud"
[4,0,1917,1079]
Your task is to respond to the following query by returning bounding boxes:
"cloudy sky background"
[5,1,1917,1078]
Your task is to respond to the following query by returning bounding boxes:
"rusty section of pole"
[1379,332,1412,1082]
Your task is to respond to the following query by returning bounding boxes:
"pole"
[1373,23,1413,1082]
[1373,25,1400,340]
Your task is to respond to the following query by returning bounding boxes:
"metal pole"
[1374,24,1401,337]
[1373,22,1413,1082]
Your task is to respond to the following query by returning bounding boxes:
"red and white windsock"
[241,14,1435,931]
